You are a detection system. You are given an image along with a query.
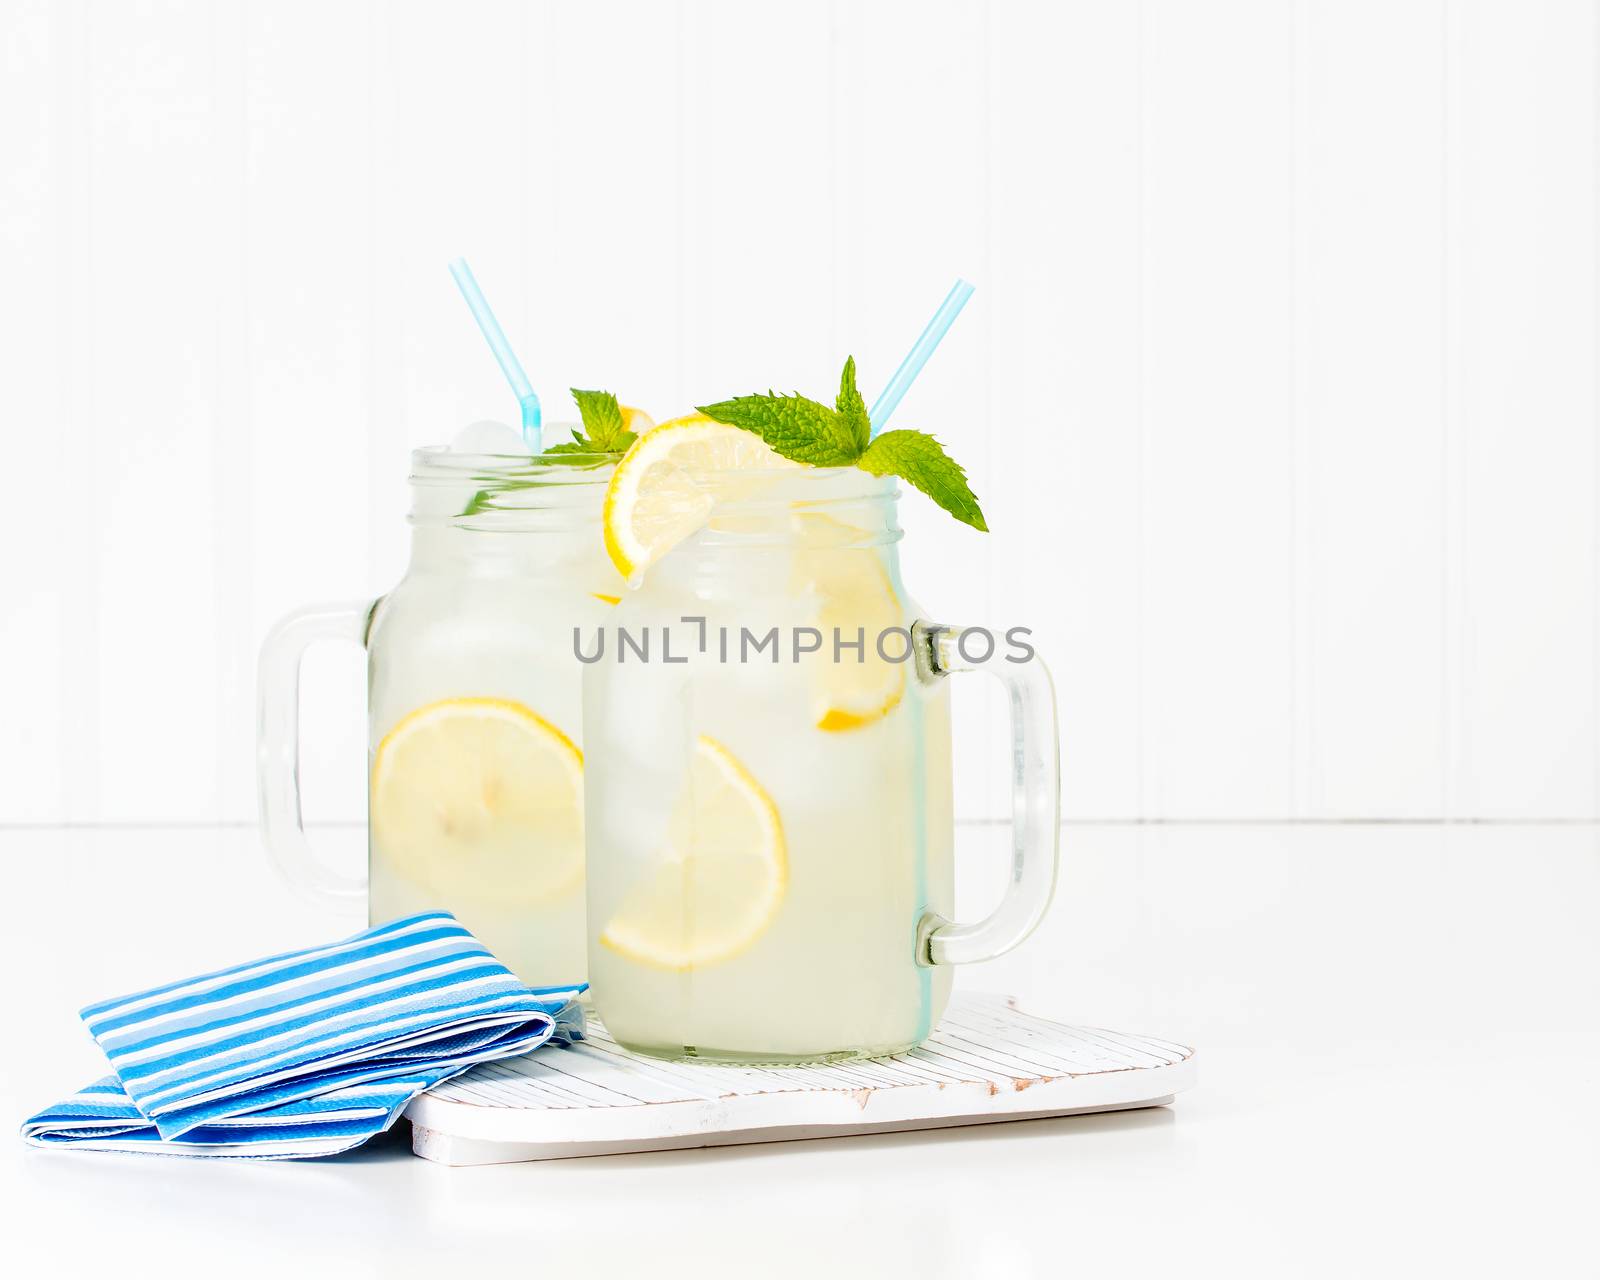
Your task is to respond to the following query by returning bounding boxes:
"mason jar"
[581,465,1060,1062]
[258,447,615,987]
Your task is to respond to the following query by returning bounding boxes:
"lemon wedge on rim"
[602,416,796,580]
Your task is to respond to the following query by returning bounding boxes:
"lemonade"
[579,360,1060,1063]
[583,462,958,1060]
[364,446,620,986]
[259,392,651,988]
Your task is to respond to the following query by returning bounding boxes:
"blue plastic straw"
[448,257,542,451]
[868,278,976,438]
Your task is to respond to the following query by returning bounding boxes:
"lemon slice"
[650,411,714,432]
[619,405,656,436]
[600,736,787,969]
[370,698,584,907]
[603,417,795,579]
[792,513,907,731]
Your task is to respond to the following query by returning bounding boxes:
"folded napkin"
[22,912,583,1159]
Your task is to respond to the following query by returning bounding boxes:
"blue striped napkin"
[22,912,584,1159]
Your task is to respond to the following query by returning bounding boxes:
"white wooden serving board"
[407,992,1196,1165]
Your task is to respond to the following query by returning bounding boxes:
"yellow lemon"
[602,417,796,580]
[599,736,787,969]
[792,513,907,731]
[370,698,584,907]
[618,405,656,436]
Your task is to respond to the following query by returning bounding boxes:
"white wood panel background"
[0,0,1595,827]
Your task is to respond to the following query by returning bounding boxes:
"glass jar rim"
[408,446,610,530]
[409,445,613,482]
[407,450,899,533]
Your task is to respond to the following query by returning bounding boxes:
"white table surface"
[3,822,1596,1278]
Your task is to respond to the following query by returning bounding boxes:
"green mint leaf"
[540,438,623,469]
[696,392,860,467]
[462,487,499,515]
[696,362,985,532]
[543,411,635,464]
[542,436,599,466]
[857,429,988,532]
[836,356,870,452]
[570,389,629,451]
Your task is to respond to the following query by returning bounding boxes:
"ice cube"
[450,419,530,455]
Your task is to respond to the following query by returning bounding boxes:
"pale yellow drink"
[583,462,956,1060]
[365,448,619,987]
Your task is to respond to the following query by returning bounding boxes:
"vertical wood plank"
[53,0,99,821]
[1449,0,1598,817]
[211,0,253,821]
[0,0,70,820]
[1288,0,1316,818]
[81,0,224,820]
[1138,0,1294,817]
[988,1,1142,820]
[1298,0,1447,816]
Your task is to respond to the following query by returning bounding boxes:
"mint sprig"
[696,357,987,531]
[858,430,987,531]
[836,355,871,453]
[694,392,858,466]
[548,388,637,456]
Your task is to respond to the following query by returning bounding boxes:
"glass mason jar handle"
[256,600,374,907]
[914,621,1061,966]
